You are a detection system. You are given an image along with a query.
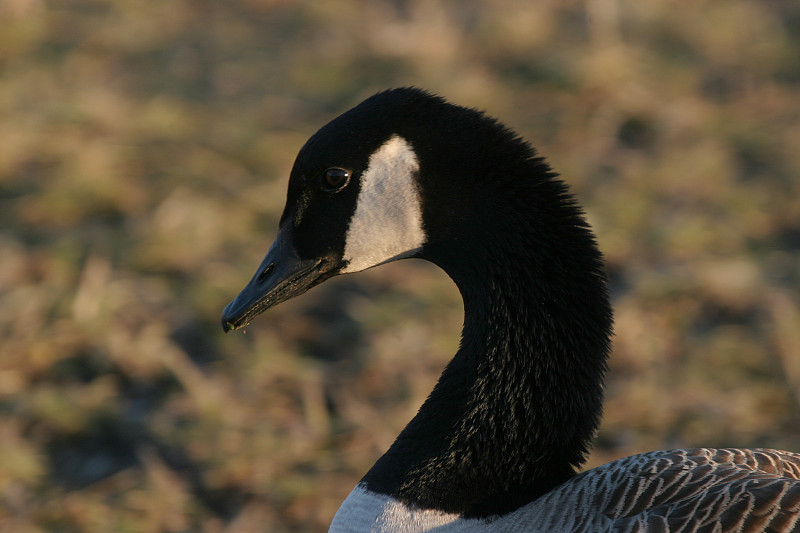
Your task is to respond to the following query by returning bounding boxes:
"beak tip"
[221,301,239,332]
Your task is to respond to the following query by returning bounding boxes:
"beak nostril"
[257,263,275,283]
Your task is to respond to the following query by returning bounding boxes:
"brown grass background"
[2,0,800,531]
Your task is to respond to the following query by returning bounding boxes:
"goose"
[221,88,800,532]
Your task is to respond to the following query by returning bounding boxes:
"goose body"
[332,449,800,532]
[221,88,800,532]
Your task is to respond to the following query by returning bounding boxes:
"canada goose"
[221,88,800,532]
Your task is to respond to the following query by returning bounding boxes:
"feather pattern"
[546,448,800,533]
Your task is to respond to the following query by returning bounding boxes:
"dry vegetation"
[1,0,800,531]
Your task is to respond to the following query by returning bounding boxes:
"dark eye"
[320,168,351,192]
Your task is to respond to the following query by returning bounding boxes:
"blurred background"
[2,0,800,531]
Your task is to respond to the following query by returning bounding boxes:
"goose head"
[222,88,511,331]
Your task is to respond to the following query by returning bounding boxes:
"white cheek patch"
[341,135,426,273]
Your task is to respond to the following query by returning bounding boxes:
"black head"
[221,87,559,331]
[222,89,437,330]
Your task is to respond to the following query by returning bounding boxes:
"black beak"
[221,225,336,332]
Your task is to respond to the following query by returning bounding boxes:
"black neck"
[361,169,612,518]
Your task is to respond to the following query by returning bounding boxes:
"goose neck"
[363,209,612,517]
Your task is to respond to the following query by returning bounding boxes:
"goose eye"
[320,168,351,193]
